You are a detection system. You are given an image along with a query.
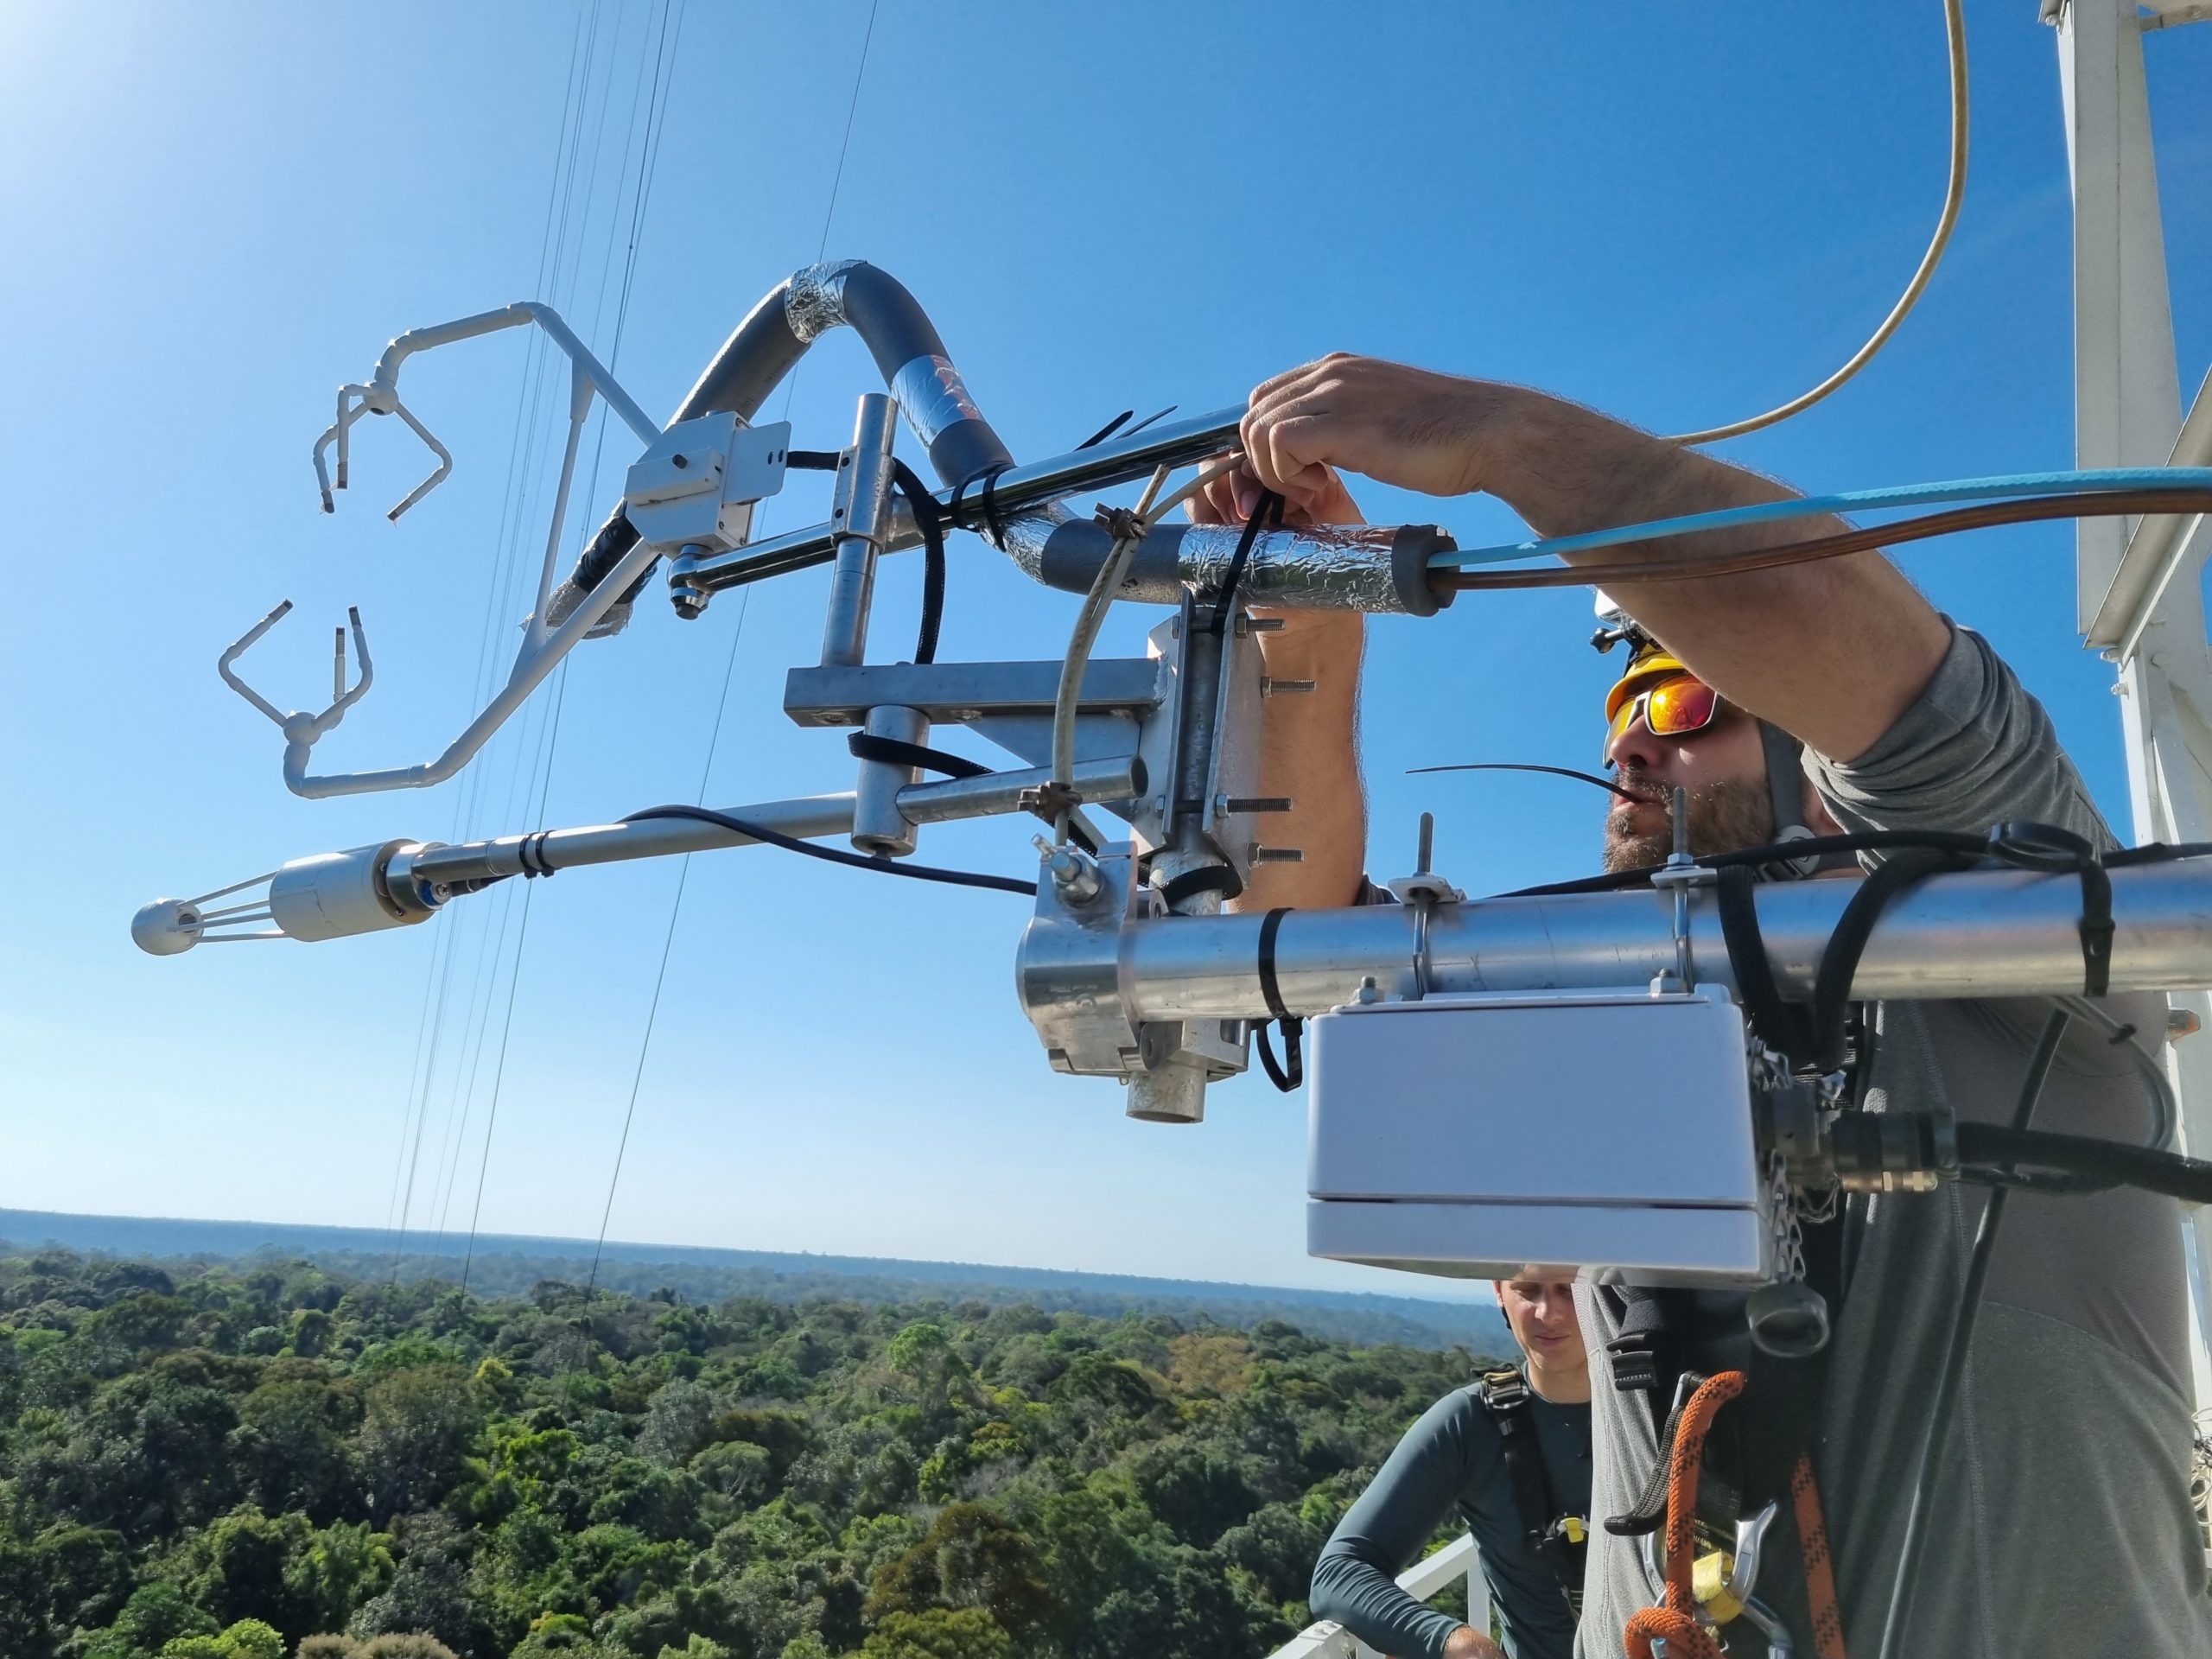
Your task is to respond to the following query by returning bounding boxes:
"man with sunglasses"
[1201,355,2209,1658]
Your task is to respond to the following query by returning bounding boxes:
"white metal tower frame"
[2056,0,2212,1402]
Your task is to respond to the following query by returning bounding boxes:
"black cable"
[1210,490,1283,637]
[787,449,947,665]
[622,804,1036,896]
[1809,848,1960,1071]
[1499,829,1990,899]
[1954,1122,2212,1206]
[1878,1007,2070,1659]
[1408,760,1640,800]
[1497,823,2212,901]
[890,458,946,664]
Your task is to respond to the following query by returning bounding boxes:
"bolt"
[1356,976,1382,1005]
[1033,835,1103,904]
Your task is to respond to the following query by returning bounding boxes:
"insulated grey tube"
[565,260,1015,597]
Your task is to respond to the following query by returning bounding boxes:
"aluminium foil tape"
[784,259,861,344]
[891,353,988,448]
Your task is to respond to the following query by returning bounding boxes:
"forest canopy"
[0,1249,1503,1659]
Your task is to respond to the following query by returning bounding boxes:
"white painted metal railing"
[1268,1532,1489,1659]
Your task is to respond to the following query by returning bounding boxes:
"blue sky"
[3,3,2208,1298]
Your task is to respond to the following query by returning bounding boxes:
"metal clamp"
[1385,812,1464,1000]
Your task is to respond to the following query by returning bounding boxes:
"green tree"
[859,1609,1013,1659]
[355,1369,479,1520]
[159,1618,284,1659]
[77,1580,216,1659]
[866,1503,1052,1642]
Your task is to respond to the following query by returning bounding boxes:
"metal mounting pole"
[2055,0,2212,1402]
[820,393,898,668]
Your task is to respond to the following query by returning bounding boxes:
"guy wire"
[434,0,685,1251]
[589,0,880,1290]
[386,0,619,1282]
[588,588,752,1293]
[447,0,686,1281]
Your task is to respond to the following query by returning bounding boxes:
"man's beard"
[1603,769,1775,872]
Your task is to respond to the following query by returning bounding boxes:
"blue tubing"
[1429,467,2212,569]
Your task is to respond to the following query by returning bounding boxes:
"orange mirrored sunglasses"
[1604,671,1721,760]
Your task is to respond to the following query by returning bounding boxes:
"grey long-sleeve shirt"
[1313,1377,1591,1659]
[1576,622,2212,1656]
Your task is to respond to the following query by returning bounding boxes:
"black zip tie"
[1211,490,1284,637]
[846,732,990,779]
[1986,822,2114,997]
[1160,863,1243,908]
[1253,906,1302,1093]
[1077,410,1133,449]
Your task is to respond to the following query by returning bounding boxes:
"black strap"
[1160,863,1243,907]
[1810,848,1955,1072]
[1255,1020,1302,1092]
[1716,863,1811,1065]
[1210,490,1284,637]
[1256,907,1294,1020]
[1986,821,2114,996]
[1254,906,1303,1092]
[517,830,559,878]
[1478,1370,1586,1592]
[847,732,990,779]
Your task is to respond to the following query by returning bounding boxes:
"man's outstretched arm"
[1210,355,1952,767]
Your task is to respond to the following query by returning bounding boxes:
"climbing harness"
[1476,1368,1590,1606]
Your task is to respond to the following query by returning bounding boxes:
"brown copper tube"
[1441,490,2212,591]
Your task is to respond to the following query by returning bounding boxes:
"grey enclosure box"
[1306,988,1772,1287]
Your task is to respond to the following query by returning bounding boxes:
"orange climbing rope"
[1791,1453,1849,1659]
[1624,1370,1745,1659]
[1622,1370,1851,1659]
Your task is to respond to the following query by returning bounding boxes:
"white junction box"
[1306,988,1773,1287]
